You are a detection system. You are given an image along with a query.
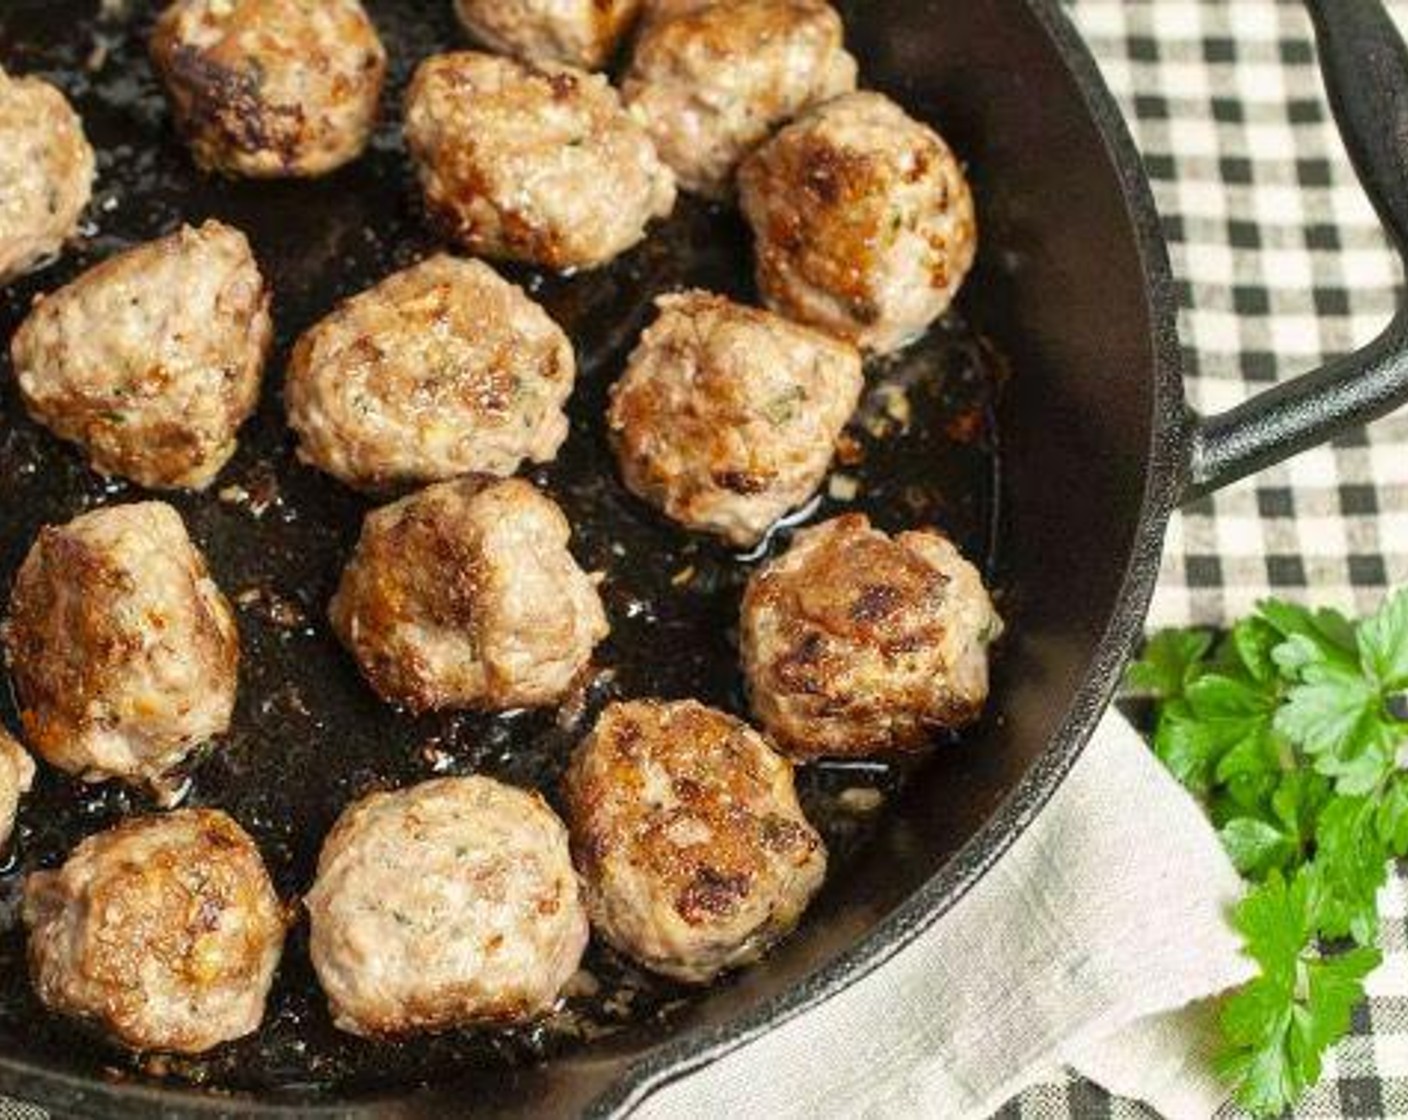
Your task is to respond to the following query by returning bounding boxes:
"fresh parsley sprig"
[1125,589,1408,1116]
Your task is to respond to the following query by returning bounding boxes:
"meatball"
[740,514,1002,758]
[330,477,608,713]
[150,0,387,178]
[0,729,35,849]
[9,220,272,490]
[738,92,977,354]
[286,255,575,492]
[563,699,825,983]
[3,502,240,796]
[307,776,587,1036]
[608,291,861,547]
[0,69,95,283]
[622,0,856,198]
[454,0,643,69]
[404,52,676,271]
[24,809,286,1053]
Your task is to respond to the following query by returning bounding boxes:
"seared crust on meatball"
[608,291,862,546]
[286,255,575,493]
[622,0,856,198]
[0,729,35,849]
[0,69,95,283]
[307,776,588,1037]
[9,220,272,490]
[562,699,826,983]
[330,477,608,713]
[404,51,676,271]
[3,503,240,793]
[738,92,977,354]
[740,514,1002,758]
[24,809,287,1053]
[150,0,387,178]
[454,0,643,69]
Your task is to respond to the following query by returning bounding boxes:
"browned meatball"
[9,220,272,490]
[0,729,35,849]
[608,291,862,546]
[622,0,856,198]
[3,502,240,797]
[739,91,977,355]
[454,0,643,69]
[24,809,287,1054]
[563,699,826,983]
[151,0,387,178]
[307,776,588,1037]
[286,255,575,492]
[740,514,1002,758]
[404,51,676,271]
[330,477,608,713]
[0,68,95,283]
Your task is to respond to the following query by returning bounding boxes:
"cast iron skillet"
[0,0,1407,1116]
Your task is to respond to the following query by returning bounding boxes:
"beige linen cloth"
[634,709,1255,1119]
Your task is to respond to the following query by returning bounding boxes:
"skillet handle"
[1185,0,1408,499]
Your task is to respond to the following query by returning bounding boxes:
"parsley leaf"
[1151,701,1225,795]
[1124,627,1213,700]
[1274,661,1387,792]
[1233,616,1282,686]
[1219,817,1295,877]
[1309,795,1387,943]
[1269,770,1331,860]
[1358,588,1408,692]
[1128,590,1408,1117]
[1159,668,1282,797]
[1218,869,1382,1117]
[1376,772,1408,856]
[1258,600,1359,669]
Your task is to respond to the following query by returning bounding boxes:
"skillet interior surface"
[0,0,1170,1114]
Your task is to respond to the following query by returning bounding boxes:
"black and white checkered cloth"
[1000,1,1408,1116]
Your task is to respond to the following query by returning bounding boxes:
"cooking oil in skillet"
[0,0,1006,1098]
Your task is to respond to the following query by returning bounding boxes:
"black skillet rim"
[0,0,1190,1114]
